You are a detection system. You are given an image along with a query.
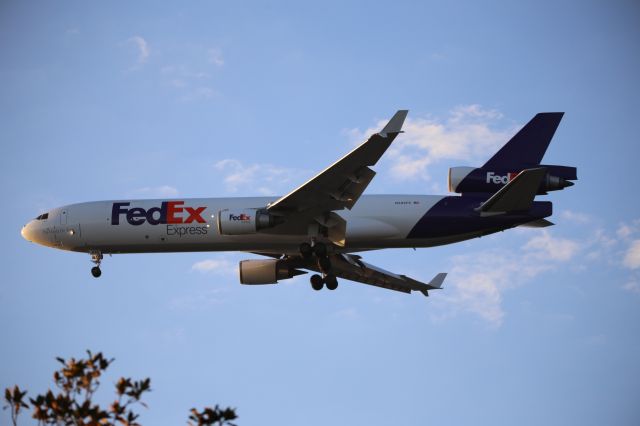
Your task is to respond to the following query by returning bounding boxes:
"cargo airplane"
[21,111,576,297]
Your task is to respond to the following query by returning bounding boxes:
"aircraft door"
[54,208,81,248]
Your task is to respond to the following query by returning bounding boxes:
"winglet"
[419,272,447,297]
[379,110,409,137]
[427,272,447,289]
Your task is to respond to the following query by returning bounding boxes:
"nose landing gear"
[89,250,103,278]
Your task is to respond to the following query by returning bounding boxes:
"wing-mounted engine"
[216,208,285,235]
[239,259,306,284]
[448,165,577,195]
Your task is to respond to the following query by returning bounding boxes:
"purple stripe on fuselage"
[407,195,552,239]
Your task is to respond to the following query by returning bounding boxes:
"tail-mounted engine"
[448,165,577,194]
[239,259,306,284]
[216,208,284,235]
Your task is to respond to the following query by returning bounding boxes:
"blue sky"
[1,1,639,425]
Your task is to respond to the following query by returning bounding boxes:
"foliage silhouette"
[3,350,237,426]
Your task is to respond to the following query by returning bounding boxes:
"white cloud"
[191,258,237,275]
[442,260,507,326]
[622,280,640,294]
[449,104,504,122]
[617,224,633,239]
[589,228,617,250]
[208,48,224,66]
[436,219,640,325]
[437,231,581,327]
[213,159,310,195]
[388,155,432,181]
[616,220,640,240]
[171,257,239,310]
[623,240,640,269]
[560,210,591,224]
[347,105,516,181]
[127,35,150,65]
[396,106,512,163]
[441,250,547,327]
[523,230,580,262]
[130,185,179,198]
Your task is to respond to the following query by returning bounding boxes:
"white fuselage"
[21,194,486,255]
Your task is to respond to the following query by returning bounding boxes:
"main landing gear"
[89,250,103,278]
[300,242,338,291]
[310,274,338,291]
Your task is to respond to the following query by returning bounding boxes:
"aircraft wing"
[267,110,408,216]
[303,253,447,297]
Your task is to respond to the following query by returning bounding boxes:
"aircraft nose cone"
[21,222,34,242]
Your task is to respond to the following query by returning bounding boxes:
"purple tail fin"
[483,112,564,169]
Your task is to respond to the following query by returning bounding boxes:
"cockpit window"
[35,213,49,220]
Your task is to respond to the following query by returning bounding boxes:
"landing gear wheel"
[300,242,313,259]
[90,250,103,263]
[89,250,103,278]
[325,276,338,290]
[310,274,324,291]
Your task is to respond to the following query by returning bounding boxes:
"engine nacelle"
[239,259,305,284]
[448,165,577,194]
[216,208,283,235]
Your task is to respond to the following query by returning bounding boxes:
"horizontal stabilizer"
[477,167,547,214]
[519,218,554,228]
